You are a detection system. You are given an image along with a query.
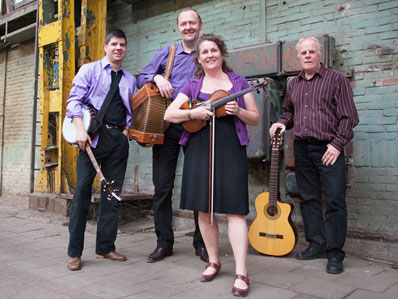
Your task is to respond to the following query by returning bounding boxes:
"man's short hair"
[177,8,202,25]
[295,36,321,56]
[105,29,127,45]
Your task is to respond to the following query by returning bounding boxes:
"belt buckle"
[105,123,114,129]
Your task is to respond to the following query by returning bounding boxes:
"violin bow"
[208,113,216,225]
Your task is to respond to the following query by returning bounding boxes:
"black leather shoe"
[195,247,209,263]
[147,247,173,263]
[295,246,326,260]
[326,257,344,274]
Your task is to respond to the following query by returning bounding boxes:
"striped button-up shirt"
[278,64,359,152]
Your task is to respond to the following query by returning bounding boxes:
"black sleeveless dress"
[180,92,249,215]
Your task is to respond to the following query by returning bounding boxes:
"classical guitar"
[248,128,297,256]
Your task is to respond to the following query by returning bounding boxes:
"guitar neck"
[269,143,280,207]
[211,84,262,109]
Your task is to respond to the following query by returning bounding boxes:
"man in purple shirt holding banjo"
[66,29,136,271]
[137,8,208,263]
[270,36,358,274]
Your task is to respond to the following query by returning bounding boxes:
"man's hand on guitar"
[269,123,286,139]
[72,117,92,150]
[154,75,175,99]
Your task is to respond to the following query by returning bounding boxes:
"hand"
[225,100,240,116]
[72,117,92,150]
[322,144,341,166]
[75,128,92,151]
[122,129,129,137]
[154,75,175,99]
[269,123,286,139]
[192,107,213,121]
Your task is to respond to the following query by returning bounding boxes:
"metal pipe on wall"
[30,1,39,193]
[0,47,8,195]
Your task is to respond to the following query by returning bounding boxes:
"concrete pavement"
[0,197,397,299]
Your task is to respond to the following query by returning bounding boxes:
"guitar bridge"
[259,232,284,239]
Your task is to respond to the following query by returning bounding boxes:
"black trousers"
[68,126,129,257]
[294,140,347,261]
[152,123,204,251]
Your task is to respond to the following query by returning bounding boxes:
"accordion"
[128,82,169,147]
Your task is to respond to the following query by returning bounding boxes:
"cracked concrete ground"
[0,197,397,299]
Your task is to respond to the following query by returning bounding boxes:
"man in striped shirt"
[270,36,359,274]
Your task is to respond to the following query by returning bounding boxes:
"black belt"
[296,139,330,145]
[104,122,124,130]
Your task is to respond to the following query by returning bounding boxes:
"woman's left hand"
[225,100,241,116]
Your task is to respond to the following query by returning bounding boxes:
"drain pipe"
[0,47,8,195]
[30,4,40,193]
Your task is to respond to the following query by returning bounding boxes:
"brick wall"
[109,0,266,211]
[0,0,395,238]
[109,0,398,235]
[0,40,36,196]
[264,0,398,236]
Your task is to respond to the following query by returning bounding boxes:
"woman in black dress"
[164,34,259,297]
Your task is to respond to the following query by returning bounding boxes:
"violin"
[180,79,268,133]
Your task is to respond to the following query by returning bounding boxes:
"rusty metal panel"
[247,78,283,160]
[284,128,295,169]
[285,171,300,198]
[283,76,295,169]
[281,34,335,75]
[228,42,280,78]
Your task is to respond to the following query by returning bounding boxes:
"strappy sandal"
[232,274,250,297]
[200,262,221,282]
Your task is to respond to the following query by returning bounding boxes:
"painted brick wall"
[108,0,266,211]
[0,40,36,196]
[0,0,394,237]
[264,0,398,235]
[108,0,398,235]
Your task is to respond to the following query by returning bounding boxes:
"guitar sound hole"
[267,206,278,217]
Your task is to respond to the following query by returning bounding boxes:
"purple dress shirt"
[179,71,251,147]
[278,64,359,152]
[136,42,197,100]
[66,56,136,147]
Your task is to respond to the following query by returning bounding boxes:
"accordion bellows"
[129,82,168,147]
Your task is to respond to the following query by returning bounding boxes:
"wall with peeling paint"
[108,0,398,239]
[108,0,267,214]
[0,0,396,242]
[0,40,36,196]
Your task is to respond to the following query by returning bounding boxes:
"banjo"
[62,105,123,202]
[62,105,97,144]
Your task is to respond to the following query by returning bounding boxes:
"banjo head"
[62,108,92,144]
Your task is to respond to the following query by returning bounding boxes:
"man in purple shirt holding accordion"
[270,36,359,274]
[137,8,208,263]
